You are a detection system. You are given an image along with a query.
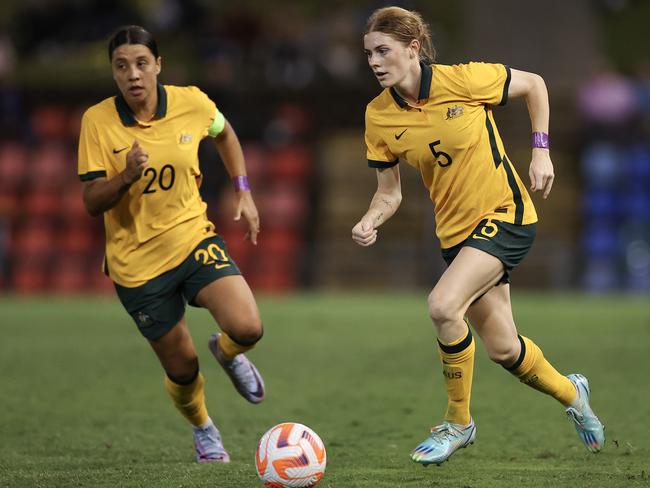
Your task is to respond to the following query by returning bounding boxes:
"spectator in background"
[77,25,265,463]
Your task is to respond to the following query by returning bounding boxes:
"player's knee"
[224,311,263,346]
[427,291,462,325]
[233,324,264,346]
[166,356,199,384]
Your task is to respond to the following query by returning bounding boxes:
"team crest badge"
[179,133,193,144]
[445,105,464,120]
[136,311,153,328]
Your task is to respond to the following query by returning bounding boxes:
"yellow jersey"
[365,62,537,248]
[78,84,226,286]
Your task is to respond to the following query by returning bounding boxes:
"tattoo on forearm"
[370,195,396,226]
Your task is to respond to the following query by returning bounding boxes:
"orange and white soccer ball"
[255,422,327,488]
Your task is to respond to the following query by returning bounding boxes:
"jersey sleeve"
[188,86,225,138]
[365,107,398,168]
[77,111,107,181]
[460,62,511,106]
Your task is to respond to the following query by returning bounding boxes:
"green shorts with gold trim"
[441,219,536,284]
[114,235,241,340]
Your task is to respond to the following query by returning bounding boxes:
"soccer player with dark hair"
[78,25,265,463]
[352,6,605,465]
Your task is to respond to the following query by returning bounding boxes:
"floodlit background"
[0,0,648,294]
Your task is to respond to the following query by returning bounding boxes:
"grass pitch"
[0,292,648,487]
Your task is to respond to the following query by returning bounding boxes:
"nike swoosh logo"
[394,129,408,140]
[249,366,265,399]
[472,234,489,241]
[112,146,128,154]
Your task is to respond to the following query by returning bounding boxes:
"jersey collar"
[389,61,433,109]
[115,83,168,126]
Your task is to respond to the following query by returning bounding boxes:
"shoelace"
[429,423,464,445]
[195,426,215,445]
[567,408,585,425]
[195,426,224,454]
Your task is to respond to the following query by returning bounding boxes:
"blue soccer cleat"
[410,419,476,466]
[209,333,265,404]
[565,374,605,453]
[192,418,230,464]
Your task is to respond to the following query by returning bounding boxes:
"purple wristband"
[232,175,250,192]
[532,131,550,149]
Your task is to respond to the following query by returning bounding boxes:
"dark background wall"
[0,0,648,293]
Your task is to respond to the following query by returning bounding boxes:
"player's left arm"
[507,68,554,199]
[214,119,260,245]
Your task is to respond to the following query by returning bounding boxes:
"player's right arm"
[82,140,149,216]
[352,165,402,247]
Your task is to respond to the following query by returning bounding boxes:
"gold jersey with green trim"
[78,84,226,287]
[365,62,538,249]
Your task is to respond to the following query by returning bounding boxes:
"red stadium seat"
[31,105,69,141]
[9,221,54,259]
[0,142,28,188]
[89,269,115,294]
[11,261,48,294]
[60,185,93,222]
[0,190,19,217]
[29,143,68,189]
[50,256,88,294]
[242,142,268,182]
[24,191,61,218]
[267,145,312,182]
[57,224,93,256]
[258,184,309,230]
[246,229,302,291]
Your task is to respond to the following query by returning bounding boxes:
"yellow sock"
[219,332,254,360]
[507,335,577,407]
[437,326,475,425]
[164,372,209,427]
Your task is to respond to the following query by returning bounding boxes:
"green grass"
[0,292,648,487]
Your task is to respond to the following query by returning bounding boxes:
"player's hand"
[123,140,150,184]
[352,217,377,247]
[234,190,260,245]
[529,149,554,199]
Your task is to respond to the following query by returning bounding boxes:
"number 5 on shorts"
[472,220,499,241]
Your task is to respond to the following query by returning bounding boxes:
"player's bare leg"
[195,275,265,404]
[149,319,229,463]
[149,317,199,382]
[468,284,604,452]
[412,247,503,465]
[466,283,519,366]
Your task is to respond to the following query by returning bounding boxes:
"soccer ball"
[255,422,327,488]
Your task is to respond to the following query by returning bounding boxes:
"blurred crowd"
[577,61,650,291]
[0,0,648,293]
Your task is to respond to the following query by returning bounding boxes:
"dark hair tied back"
[108,25,159,61]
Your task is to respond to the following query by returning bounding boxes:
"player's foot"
[565,374,605,453]
[410,419,476,466]
[209,333,265,404]
[192,418,230,463]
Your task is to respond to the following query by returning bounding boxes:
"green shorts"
[441,219,536,283]
[114,235,241,340]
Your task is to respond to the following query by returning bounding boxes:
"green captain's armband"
[207,109,226,137]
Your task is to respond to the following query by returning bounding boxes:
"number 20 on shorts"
[194,243,231,270]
